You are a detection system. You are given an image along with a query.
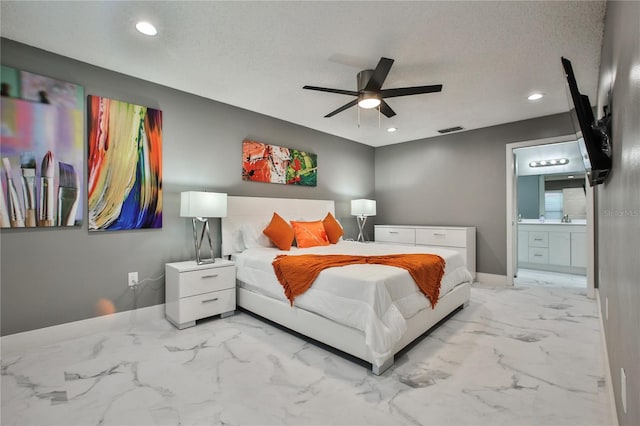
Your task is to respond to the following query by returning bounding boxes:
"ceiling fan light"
[358,97,381,109]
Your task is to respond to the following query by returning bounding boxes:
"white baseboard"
[1,304,165,356]
[595,289,619,426]
[475,272,509,286]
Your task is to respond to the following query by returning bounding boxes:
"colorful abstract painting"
[242,139,317,186]
[0,67,84,228]
[87,95,162,231]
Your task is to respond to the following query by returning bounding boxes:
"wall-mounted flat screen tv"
[561,57,611,186]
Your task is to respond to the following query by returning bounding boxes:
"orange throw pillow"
[291,221,330,248]
[263,213,295,250]
[322,212,344,244]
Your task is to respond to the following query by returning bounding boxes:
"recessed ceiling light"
[528,93,543,101]
[136,21,157,36]
[387,127,397,133]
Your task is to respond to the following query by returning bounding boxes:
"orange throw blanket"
[272,254,446,308]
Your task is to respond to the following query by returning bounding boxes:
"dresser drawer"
[174,288,236,324]
[416,228,467,248]
[375,227,415,244]
[178,265,235,298]
[528,231,548,248]
[528,247,549,264]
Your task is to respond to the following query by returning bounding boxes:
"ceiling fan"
[303,57,443,118]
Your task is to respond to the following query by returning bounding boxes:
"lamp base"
[356,215,368,242]
[191,217,215,265]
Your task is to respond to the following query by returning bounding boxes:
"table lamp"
[180,191,227,264]
[351,199,376,242]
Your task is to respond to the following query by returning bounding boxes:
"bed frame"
[221,196,471,375]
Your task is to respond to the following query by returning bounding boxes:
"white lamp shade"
[351,199,376,216]
[180,191,227,218]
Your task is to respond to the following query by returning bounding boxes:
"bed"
[221,196,472,375]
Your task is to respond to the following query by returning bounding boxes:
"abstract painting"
[0,67,84,228]
[87,95,162,231]
[242,139,317,186]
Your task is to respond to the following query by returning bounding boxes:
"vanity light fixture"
[528,93,544,101]
[529,158,570,168]
[136,21,158,36]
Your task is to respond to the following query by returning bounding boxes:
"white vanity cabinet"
[375,225,476,279]
[517,223,586,274]
[548,232,571,266]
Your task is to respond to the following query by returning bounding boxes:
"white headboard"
[221,196,335,256]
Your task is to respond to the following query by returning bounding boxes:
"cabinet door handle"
[201,274,219,279]
[201,297,219,304]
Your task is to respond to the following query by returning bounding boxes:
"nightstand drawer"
[179,266,235,298]
[375,227,415,244]
[416,228,467,248]
[174,288,236,324]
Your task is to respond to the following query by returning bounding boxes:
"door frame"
[505,135,595,297]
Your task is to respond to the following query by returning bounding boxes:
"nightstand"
[165,259,236,329]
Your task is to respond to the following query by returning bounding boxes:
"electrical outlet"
[128,272,138,287]
[621,368,627,414]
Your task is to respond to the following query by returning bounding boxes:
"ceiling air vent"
[437,126,464,134]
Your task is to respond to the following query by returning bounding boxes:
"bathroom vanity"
[517,221,586,275]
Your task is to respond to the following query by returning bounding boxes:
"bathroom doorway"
[506,136,595,297]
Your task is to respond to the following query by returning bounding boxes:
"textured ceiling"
[0,1,606,147]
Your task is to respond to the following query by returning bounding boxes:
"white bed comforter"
[232,240,472,364]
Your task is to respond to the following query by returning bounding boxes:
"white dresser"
[375,225,476,279]
[165,259,236,329]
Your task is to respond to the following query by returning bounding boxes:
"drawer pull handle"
[201,297,219,304]
[534,238,543,241]
[201,274,219,279]
[534,254,543,257]
[433,233,446,236]
[388,231,399,234]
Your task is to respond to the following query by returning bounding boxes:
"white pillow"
[241,221,273,249]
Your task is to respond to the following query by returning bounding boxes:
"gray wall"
[374,114,574,275]
[517,175,541,219]
[0,39,374,336]
[596,2,640,424]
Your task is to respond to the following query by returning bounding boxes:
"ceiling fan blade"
[364,57,394,91]
[380,85,443,99]
[379,101,396,118]
[303,85,359,96]
[325,99,358,118]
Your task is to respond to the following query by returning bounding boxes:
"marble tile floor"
[2,284,614,426]
[515,268,587,289]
